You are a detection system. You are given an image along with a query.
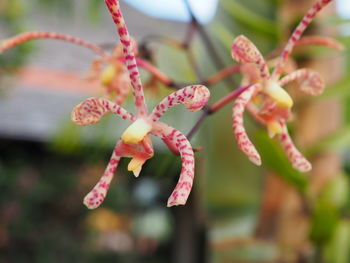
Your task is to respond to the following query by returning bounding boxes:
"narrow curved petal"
[279,69,325,96]
[161,136,180,155]
[0,31,107,56]
[296,36,344,51]
[104,0,148,117]
[232,84,262,165]
[71,97,134,126]
[272,0,333,78]
[149,85,210,122]
[231,35,270,79]
[278,122,312,172]
[84,144,121,209]
[152,122,195,207]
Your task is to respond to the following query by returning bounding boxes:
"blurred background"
[0,0,349,262]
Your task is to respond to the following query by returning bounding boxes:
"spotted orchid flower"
[70,0,210,209]
[0,31,132,105]
[87,39,140,105]
[231,0,334,172]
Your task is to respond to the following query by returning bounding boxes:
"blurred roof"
[0,1,186,142]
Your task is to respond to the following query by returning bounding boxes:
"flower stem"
[209,84,252,113]
[135,58,176,87]
[204,65,241,86]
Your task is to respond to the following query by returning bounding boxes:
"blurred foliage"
[325,220,350,263]
[310,200,339,245]
[0,0,33,69]
[0,0,350,262]
[220,0,279,39]
[0,139,176,262]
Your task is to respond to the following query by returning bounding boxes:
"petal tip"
[250,157,262,166]
[167,189,190,207]
[295,162,312,173]
[71,98,103,126]
[184,85,210,112]
[231,35,261,64]
[167,198,187,207]
[83,196,102,210]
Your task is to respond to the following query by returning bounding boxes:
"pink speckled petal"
[71,97,134,126]
[0,31,106,56]
[150,85,210,122]
[84,145,121,209]
[296,35,344,51]
[273,0,333,78]
[231,35,269,79]
[278,122,312,172]
[279,69,325,96]
[152,122,195,207]
[232,84,262,165]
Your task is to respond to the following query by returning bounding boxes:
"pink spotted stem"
[204,65,241,86]
[104,0,148,117]
[135,58,174,87]
[210,84,252,113]
[0,31,107,57]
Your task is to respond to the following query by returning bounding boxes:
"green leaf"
[50,122,83,153]
[254,130,308,192]
[318,75,350,101]
[221,0,279,38]
[87,0,103,22]
[211,22,236,51]
[306,126,350,156]
[325,220,350,263]
[310,200,339,245]
[321,173,350,210]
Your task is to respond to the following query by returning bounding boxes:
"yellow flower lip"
[121,119,152,144]
[264,80,293,109]
[127,158,144,177]
[267,120,283,138]
[101,65,117,86]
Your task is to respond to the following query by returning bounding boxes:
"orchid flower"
[87,40,139,105]
[231,0,334,172]
[70,0,210,209]
[0,31,133,105]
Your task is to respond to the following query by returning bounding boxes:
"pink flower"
[231,0,335,172]
[87,39,139,105]
[70,0,210,209]
[0,31,134,105]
